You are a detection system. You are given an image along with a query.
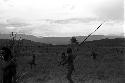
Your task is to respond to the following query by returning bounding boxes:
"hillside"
[0,34,124,45]
[0,38,125,49]
[0,38,124,48]
[85,38,125,47]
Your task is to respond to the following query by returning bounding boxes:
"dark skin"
[30,54,36,69]
[59,47,76,83]
[58,52,66,66]
[1,47,16,83]
[91,51,97,60]
[32,54,36,64]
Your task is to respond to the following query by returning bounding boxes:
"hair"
[67,47,72,54]
[1,47,13,62]
[62,52,65,55]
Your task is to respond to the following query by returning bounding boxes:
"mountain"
[0,34,124,45]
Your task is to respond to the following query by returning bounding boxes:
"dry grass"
[0,46,125,83]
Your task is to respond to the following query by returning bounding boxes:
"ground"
[14,46,125,83]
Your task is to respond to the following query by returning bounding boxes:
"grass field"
[14,46,125,83]
[0,38,125,83]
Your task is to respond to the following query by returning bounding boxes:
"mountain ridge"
[0,34,124,45]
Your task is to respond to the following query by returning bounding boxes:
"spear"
[79,22,105,46]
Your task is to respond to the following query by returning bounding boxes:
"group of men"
[0,46,76,83]
[0,45,98,83]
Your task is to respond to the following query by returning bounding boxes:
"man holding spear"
[58,22,104,83]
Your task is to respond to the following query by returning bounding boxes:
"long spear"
[79,22,105,46]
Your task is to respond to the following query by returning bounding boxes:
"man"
[59,47,76,83]
[30,53,36,69]
[91,50,97,60]
[0,47,17,83]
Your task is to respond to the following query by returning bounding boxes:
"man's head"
[67,47,72,54]
[62,52,65,55]
[0,47,12,61]
[0,49,4,60]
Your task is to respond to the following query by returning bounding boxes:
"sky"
[0,0,124,37]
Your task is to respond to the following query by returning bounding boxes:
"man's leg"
[12,68,17,83]
[67,69,74,83]
[3,72,12,83]
[31,63,32,69]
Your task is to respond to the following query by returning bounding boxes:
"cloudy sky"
[0,0,124,37]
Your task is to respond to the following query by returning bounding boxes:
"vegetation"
[0,38,125,83]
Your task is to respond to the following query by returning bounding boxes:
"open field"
[0,38,125,83]
[16,46,125,83]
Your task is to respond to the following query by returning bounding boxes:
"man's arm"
[2,58,16,70]
[58,57,68,66]
[61,60,68,66]
[74,54,77,59]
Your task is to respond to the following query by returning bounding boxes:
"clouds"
[0,0,124,37]
[0,18,29,28]
[0,18,30,34]
[40,18,98,24]
[94,0,124,22]
[0,0,96,19]
[0,0,123,21]
[6,18,29,27]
